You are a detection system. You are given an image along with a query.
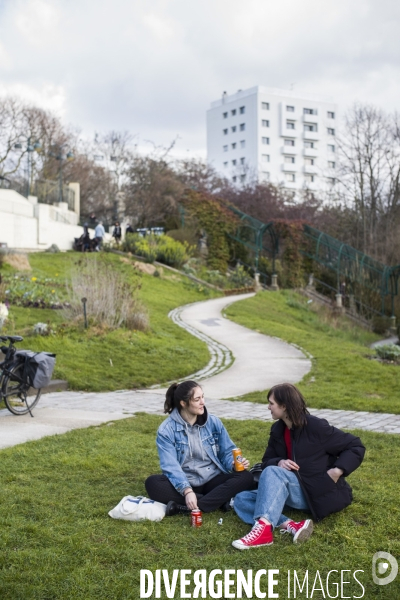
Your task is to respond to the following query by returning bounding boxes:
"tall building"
[206,86,338,193]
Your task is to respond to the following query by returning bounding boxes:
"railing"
[34,180,75,212]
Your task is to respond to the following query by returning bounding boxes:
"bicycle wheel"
[2,362,41,415]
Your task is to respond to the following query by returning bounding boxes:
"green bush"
[375,344,400,361]
[372,315,391,335]
[122,233,192,267]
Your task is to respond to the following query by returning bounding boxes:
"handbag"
[249,462,263,485]
[108,495,167,522]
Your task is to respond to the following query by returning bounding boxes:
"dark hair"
[164,380,201,414]
[267,383,309,427]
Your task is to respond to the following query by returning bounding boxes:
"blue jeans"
[234,466,309,528]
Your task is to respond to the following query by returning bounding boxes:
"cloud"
[0,0,399,157]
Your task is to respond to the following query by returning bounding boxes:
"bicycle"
[0,335,41,416]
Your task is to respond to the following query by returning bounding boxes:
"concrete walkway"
[1,294,399,450]
[165,294,311,399]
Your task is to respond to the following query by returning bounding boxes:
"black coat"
[261,415,365,522]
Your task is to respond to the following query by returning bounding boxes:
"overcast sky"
[0,0,399,158]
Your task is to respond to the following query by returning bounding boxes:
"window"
[327,128,335,135]
[240,140,246,148]
[304,108,317,115]
[328,144,335,152]
[284,139,295,146]
[231,109,236,116]
[223,145,228,152]
[304,141,315,149]
[305,174,315,183]
[328,161,336,168]
[232,159,237,166]
[261,154,270,162]
[231,126,237,133]
[231,143,236,149]
[240,157,245,165]
[223,161,228,168]
[262,119,269,127]
[223,128,228,135]
[232,176,237,182]
[223,112,228,119]
[285,173,296,182]
[261,137,270,145]
[327,177,336,185]
[286,121,295,129]
[239,123,246,131]
[240,174,246,182]
[239,106,245,114]
[327,111,335,119]
[286,105,295,112]
[284,156,295,163]
[304,124,317,132]
[261,102,269,110]
[305,157,315,165]
[261,171,270,180]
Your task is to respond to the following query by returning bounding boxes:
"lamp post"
[49,145,74,204]
[14,138,42,197]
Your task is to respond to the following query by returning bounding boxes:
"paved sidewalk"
[1,389,399,450]
[168,294,311,399]
[0,293,399,450]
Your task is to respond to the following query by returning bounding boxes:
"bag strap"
[120,496,146,515]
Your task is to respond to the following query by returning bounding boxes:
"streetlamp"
[49,145,74,203]
[14,138,42,196]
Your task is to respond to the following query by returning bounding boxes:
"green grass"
[1,252,217,390]
[224,290,400,414]
[0,414,398,599]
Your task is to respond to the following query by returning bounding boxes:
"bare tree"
[336,104,400,260]
[124,155,184,227]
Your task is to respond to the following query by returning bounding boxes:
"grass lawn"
[224,290,400,415]
[1,252,216,390]
[0,414,398,599]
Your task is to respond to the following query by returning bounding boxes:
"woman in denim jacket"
[145,380,255,516]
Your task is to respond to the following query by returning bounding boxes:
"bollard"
[270,273,279,291]
[81,297,88,329]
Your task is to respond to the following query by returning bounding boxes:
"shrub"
[64,258,149,331]
[372,315,391,335]
[33,322,48,335]
[122,233,192,268]
[375,344,400,361]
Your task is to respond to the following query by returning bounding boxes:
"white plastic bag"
[108,495,167,522]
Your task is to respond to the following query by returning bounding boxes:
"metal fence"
[34,180,75,211]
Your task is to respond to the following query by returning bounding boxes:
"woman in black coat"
[232,383,365,550]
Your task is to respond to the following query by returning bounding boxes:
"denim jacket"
[156,407,236,494]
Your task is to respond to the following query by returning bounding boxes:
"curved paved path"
[0,293,399,450]
[161,294,311,399]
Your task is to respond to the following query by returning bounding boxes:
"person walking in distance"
[145,381,255,516]
[112,221,122,244]
[232,383,365,550]
[94,220,105,251]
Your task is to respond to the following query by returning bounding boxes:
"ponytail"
[164,380,200,414]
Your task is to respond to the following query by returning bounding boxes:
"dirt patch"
[3,253,32,271]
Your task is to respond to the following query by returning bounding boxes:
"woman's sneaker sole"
[232,539,273,550]
[293,520,313,544]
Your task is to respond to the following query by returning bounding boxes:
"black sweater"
[261,415,365,521]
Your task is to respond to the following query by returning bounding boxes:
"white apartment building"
[206,86,338,193]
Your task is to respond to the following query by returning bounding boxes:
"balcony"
[302,113,319,124]
[302,147,318,158]
[303,178,318,190]
[281,145,297,155]
[281,127,298,137]
[303,164,318,174]
[302,131,319,141]
[281,163,297,172]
